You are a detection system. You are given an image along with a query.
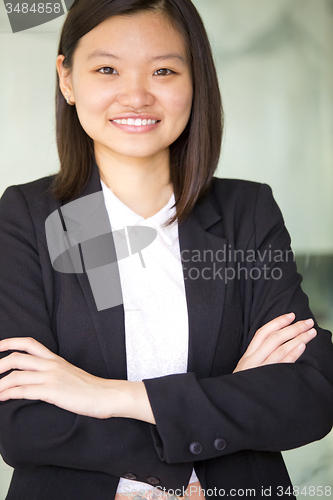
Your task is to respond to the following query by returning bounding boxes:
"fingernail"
[298,343,305,350]
[308,328,316,335]
[305,319,314,325]
[286,313,294,319]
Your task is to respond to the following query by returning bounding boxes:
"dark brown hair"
[49,0,223,227]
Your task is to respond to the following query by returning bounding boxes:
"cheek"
[80,91,110,114]
[74,90,111,140]
[165,83,193,117]
[73,76,113,115]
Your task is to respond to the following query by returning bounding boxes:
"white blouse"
[100,179,199,495]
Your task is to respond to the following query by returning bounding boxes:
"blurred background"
[0,0,333,498]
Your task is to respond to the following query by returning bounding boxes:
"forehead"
[75,11,189,63]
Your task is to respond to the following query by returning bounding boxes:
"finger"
[251,318,314,363]
[0,351,53,374]
[280,343,306,363]
[0,337,57,360]
[262,329,317,365]
[245,313,296,357]
[264,319,314,350]
[0,369,46,393]
[0,383,51,403]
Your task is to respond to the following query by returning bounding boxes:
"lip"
[110,119,161,133]
[110,114,162,121]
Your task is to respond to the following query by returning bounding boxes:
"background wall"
[0,0,332,498]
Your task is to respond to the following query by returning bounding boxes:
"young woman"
[0,0,332,499]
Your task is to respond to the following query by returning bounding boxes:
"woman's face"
[57,11,193,163]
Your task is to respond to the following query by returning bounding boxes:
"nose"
[116,75,155,108]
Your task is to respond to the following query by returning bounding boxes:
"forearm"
[109,380,156,424]
[143,359,333,464]
[0,397,191,489]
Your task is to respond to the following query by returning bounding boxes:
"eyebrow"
[86,50,185,64]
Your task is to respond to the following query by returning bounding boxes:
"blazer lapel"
[60,159,227,380]
[60,159,127,380]
[178,192,228,378]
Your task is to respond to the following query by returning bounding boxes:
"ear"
[56,54,75,105]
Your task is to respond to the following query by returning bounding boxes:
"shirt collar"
[100,179,178,246]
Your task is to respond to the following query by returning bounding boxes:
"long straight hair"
[49,0,224,228]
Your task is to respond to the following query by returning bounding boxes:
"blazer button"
[214,438,226,450]
[147,476,160,485]
[189,442,202,455]
[123,472,137,480]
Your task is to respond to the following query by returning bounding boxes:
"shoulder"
[0,174,59,241]
[1,173,57,205]
[1,173,58,209]
[210,176,277,218]
[210,176,271,202]
[207,177,285,245]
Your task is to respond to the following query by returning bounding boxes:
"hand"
[0,337,152,421]
[233,313,317,373]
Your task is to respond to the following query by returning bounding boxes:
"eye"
[96,67,175,76]
[97,67,117,75]
[154,68,175,76]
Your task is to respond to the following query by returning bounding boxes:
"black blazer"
[0,159,333,500]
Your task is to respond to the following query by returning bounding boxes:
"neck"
[95,147,174,220]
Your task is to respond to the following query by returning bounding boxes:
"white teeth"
[113,118,158,126]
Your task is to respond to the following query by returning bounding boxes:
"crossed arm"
[0,312,317,422]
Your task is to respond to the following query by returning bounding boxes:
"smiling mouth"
[111,118,161,126]
[109,118,161,132]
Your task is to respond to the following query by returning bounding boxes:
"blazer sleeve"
[143,182,333,464]
[0,185,193,490]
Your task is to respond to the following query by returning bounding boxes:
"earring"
[64,92,72,105]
